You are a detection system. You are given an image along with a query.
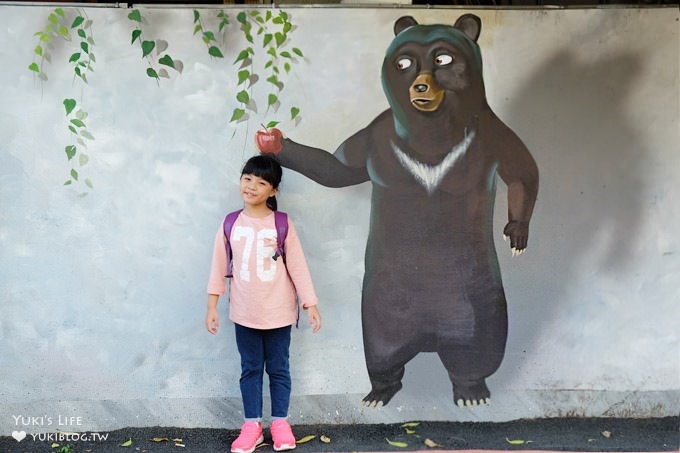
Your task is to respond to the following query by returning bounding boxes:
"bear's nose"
[414,84,428,93]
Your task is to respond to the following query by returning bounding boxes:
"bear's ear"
[394,16,418,36]
[454,14,481,42]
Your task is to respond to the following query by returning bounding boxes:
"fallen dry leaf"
[404,428,417,434]
[119,438,133,447]
[386,437,409,448]
[602,430,612,438]
[401,422,420,428]
[296,434,316,444]
[506,437,526,445]
[320,434,331,443]
[424,438,442,448]
[151,437,169,443]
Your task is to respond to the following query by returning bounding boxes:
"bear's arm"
[489,117,539,250]
[276,112,391,188]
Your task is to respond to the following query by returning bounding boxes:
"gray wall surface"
[1,4,678,435]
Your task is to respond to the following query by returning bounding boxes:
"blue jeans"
[234,323,292,420]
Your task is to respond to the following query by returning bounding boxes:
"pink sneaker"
[231,421,264,453]
[270,419,296,451]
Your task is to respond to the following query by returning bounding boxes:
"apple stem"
[260,123,268,132]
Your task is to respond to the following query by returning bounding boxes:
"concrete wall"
[1,4,678,435]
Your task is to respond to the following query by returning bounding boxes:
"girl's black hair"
[241,154,283,211]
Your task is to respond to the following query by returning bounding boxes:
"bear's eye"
[434,54,453,66]
[396,57,412,70]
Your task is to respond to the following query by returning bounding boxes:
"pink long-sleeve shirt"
[207,211,319,330]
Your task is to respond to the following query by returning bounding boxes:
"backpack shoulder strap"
[273,211,288,262]
[223,209,243,278]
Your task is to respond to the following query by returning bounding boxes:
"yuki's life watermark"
[11,414,109,443]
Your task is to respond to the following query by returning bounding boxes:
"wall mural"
[256,14,539,408]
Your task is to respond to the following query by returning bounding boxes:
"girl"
[206,154,322,453]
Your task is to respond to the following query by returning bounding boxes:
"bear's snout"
[409,72,444,112]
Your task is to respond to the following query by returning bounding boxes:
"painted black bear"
[257,14,539,408]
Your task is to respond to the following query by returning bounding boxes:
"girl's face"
[240,173,277,209]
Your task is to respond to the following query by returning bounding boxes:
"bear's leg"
[361,306,418,407]
[437,298,508,408]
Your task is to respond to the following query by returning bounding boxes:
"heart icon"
[12,430,26,442]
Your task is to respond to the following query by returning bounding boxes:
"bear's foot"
[453,379,491,408]
[361,382,402,408]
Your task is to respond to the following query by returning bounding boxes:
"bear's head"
[382,15,486,151]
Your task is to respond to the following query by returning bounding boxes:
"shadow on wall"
[499,46,645,372]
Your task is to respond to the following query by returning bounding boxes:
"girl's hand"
[305,305,322,333]
[205,307,220,335]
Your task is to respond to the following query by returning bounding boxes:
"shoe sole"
[231,434,264,453]
[273,443,296,452]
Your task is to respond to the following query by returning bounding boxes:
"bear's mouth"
[411,96,444,112]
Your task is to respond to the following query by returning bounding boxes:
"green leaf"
[57,26,69,39]
[48,13,59,25]
[80,130,95,140]
[77,29,86,39]
[267,47,277,58]
[208,46,224,58]
[28,62,40,73]
[506,438,526,445]
[64,179,72,186]
[237,70,250,85]
[158,54,175,68]
[70,168,79,181]
[263,33,273,47]
[292,47,304,57]
[234,50,249,64]
[236,90,250,104]
[296,435,316,444]
[284,62,291,74]
[80,42,89,53]
[266,75,279,87]
[146,67,159,79]
[266,120,279,129]
[63,98,77,115]
[290,106,300,120]
[68,125,77,134]
[203,31,216,42]
[141,40,155,58]
[229,108,245,122]
[54,8,65,17]
[274,32,285,47]
[65,145,76,160]
[386,438,408,448]
[193,24,202,35]
[264,61,273,70]
[128,10,142,22]
[131,29,142,45]
[268,93,278,106]
[283,22,292,34]
[236,12,247,25]
[193,10,200,23]
[34,45,43,56]
[70,119,85,128]
[71,16,85,28]
[120,438,132,448]
[401,422,421,428]
[218,19,229,32]
[280,51,292,59]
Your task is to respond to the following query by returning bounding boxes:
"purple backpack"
[223,209,288,278]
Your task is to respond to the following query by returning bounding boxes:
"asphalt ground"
[1,417,678,453]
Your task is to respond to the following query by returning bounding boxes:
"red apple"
[255,127,283,154]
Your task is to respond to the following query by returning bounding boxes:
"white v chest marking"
[391,130,476,195]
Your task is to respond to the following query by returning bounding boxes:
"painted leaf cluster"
[128,9,184,82]
[229,9,305,126]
